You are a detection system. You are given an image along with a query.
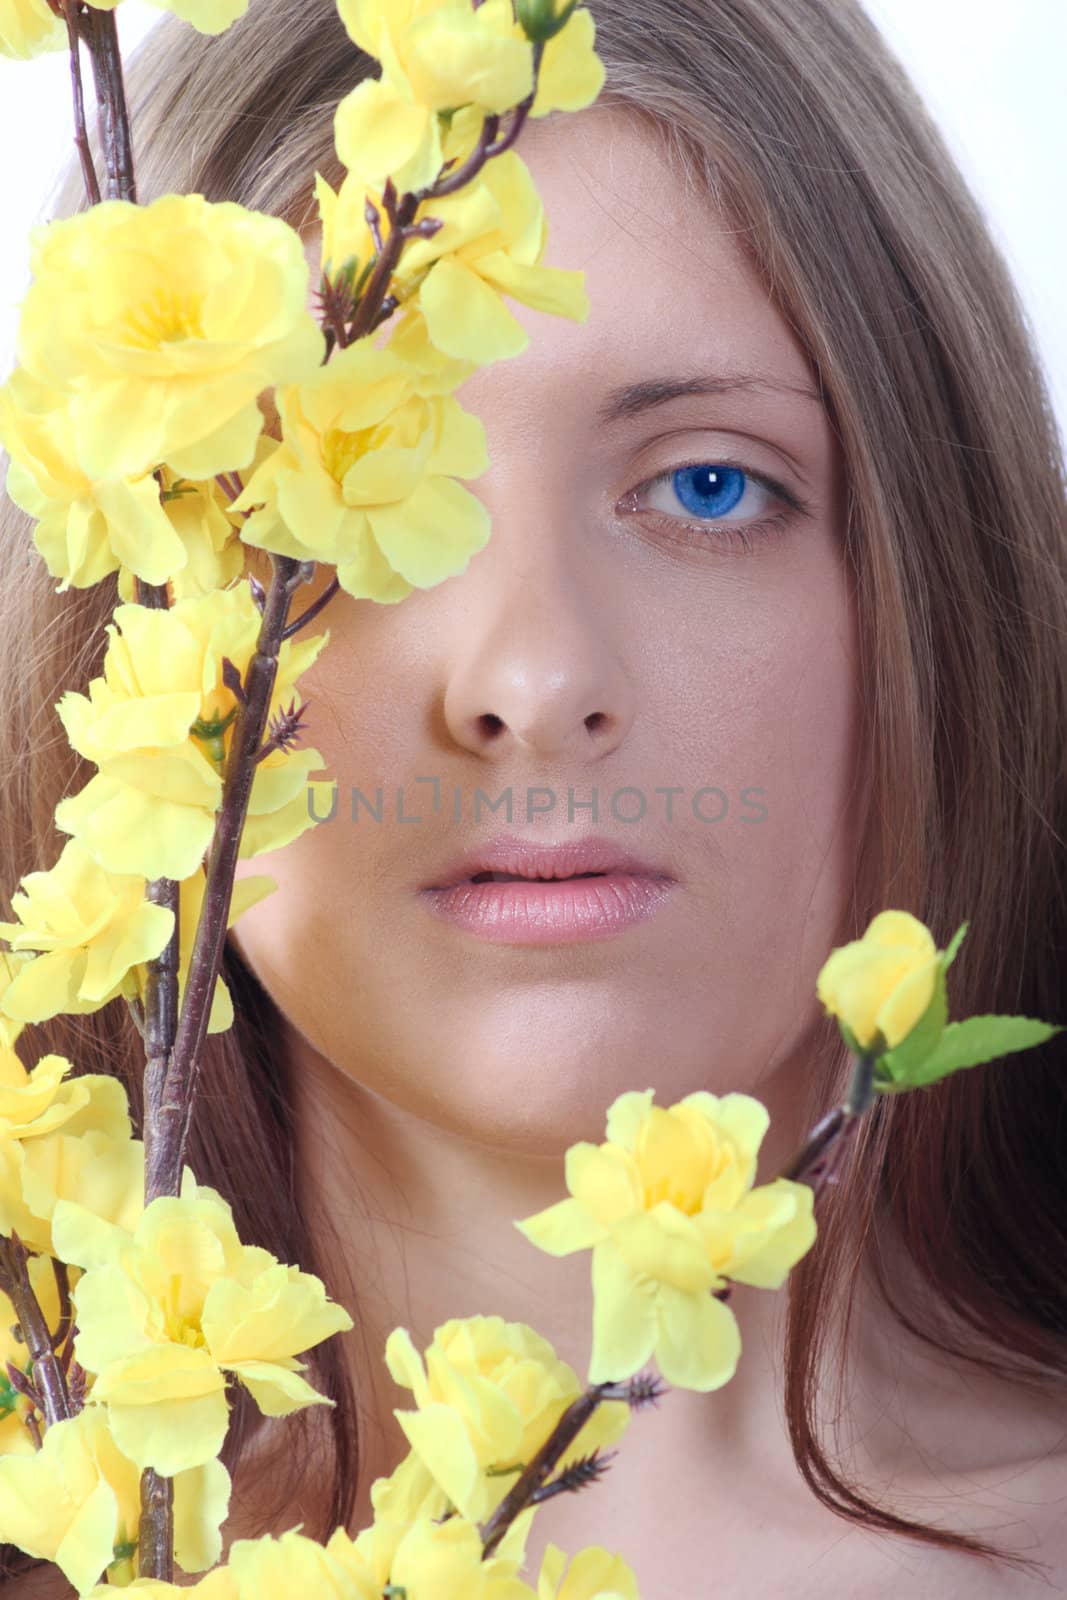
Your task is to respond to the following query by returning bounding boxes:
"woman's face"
[231,104,864,1154]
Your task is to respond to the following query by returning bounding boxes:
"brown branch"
[346,183,419,344]
[0,1236,75,1427]
[132,575,182,1210]
[131,571,180,1582]
[78,7,136,202]
[138,1469,173,1582]
[61,0,100,206]
[480,1383,612,1558]
[146,556,313,1203]
[49,1259,73,1357]
[424,40,544,200]
[775,1051,877,1195]
[282,575,339,639]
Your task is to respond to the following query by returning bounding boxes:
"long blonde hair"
[2,0,1065,1582]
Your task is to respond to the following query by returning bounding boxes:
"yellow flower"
[334,0,533,193]
[52,1177,354,1475]
[384,1315,628,1521]
[486,0,605,118]
[85,1575,236,1600]
[0,1041,132,1250]
[330,1507,535,1600]
[386,1514,533,1600]
[15,1120,145,1261]
[317,133,587,368]
[0,1037,142,1257]
[517,1090,817,1392]
[53,587,328,881]
[0,839,174,1024]
[232,332,490,604]
[0,1253,71,1456]
[223,1527,378,1600]
[14,195,323,483]
[0,1404,230,1593]
[390,149,589,365]
[0,952,28,1053]
[0,367,191,591]
[0,0,64,58]
[51,0,252,35]
[137,469,248,602]
[816,910,940,1052]
[0,844,271,1037]
[0,367,255,594]
[538,1543,641,1600]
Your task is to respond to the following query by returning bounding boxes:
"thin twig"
[424,41,544,200]
[61,0,100,206]
[282,575,339,639]
[49,1259,72,1356]
[0,1236,75,1427]
[146,555,313,1201]
[480,1383,612,1558]
[775,1052,877,1194]
[347,187,419,343]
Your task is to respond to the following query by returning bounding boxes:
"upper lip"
[421,833,674,891]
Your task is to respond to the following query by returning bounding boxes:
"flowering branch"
[480,1373,659,1559]
[146,555,315,1204]
[426,40,545,199]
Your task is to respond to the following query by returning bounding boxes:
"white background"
[0,0,1064,445]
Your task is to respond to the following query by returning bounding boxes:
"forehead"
[494,102,816,397]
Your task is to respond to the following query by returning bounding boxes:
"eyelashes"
[618,460,810,553]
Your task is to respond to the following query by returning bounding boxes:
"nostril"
[478,712,506,738]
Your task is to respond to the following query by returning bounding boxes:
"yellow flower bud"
[816,910,941,1052]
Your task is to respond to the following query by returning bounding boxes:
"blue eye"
[621,460,804,552]
[673,464,748,518]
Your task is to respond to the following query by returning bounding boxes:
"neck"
[283,1019,824,1521]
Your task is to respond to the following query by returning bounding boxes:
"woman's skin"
[229,106,1067,1592]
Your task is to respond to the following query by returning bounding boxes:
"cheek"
[228,543,864,1152]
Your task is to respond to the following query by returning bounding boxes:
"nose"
[440,531,636,765]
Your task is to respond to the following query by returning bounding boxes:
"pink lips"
[419,833,676,945]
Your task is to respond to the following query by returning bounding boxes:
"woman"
[1,0,1065,1591]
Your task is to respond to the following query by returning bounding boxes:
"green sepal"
[942,920,969,971]
[874,1013,1062,1094]
[514,0,578,43]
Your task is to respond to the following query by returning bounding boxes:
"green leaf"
[941,920,969,971]
[873,961,948,1084]
[875,1013,1062,1093]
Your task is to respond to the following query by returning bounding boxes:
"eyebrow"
[596,372,824,427]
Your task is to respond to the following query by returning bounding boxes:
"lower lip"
[418,873,675,944]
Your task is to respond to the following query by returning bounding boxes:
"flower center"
[321,427,364,485]
[122,287,205,349]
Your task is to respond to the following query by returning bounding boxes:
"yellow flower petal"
[588,1242,656,1384]
[654,1282,741,1392]
[420,254,530,364]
